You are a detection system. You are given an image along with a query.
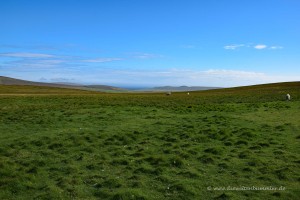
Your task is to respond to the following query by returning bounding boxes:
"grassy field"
[0,82,299,199]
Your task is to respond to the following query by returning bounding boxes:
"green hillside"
[0,85,98,95]
[0,76,126,93]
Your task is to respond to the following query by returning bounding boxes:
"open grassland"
[0,82,299,199]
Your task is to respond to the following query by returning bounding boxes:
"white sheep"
[286,94,291,101]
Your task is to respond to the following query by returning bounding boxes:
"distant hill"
[85,85,126,91]
[1,77,299,98]
[140,86,221,92]
[0,76,59,87]
[0,76,126,92]
[0,76,221,92]
[51,82,84,86]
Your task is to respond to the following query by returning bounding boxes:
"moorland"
[0,82,299,199]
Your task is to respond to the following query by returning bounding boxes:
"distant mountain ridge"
[0,76,126,92]
[0,76,66,87]
[0,76,222,92]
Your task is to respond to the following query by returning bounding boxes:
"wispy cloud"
[254,44,267,50]
[225,44,283,50]
[82,68,299,87]
[270,46,283,50]
[3,59,67,69]
[82,58,122,63]
[0,44,77,51]
[129,52,163,59]
[2,65,299,87]
[0,43,108,55]
[203,69,264,78]
[0,51,124,69]
[0,52,55,58]
[224,44,244,50]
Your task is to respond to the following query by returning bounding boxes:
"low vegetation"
[0,82,299,199]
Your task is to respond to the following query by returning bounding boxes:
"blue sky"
[1,0,300,87]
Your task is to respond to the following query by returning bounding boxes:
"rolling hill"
[0,76,223,93]
[0,76,126,92]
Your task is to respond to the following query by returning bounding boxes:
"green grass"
[0,82,299,199]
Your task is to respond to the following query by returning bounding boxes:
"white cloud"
[129,52,163,59]
[4,59,67,69]
[254,44,267,50]
[2,66,299,87]
[203,69,265,78]
[0,44,60,50]
[224,44,244,50]
[0,52,55,58]
[82,68,299,87]
[270,46,283,50]
[37,60,65,64]
[82,58,122,63]
[225,44,283,51]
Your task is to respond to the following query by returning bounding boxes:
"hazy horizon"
[1,0,300,87]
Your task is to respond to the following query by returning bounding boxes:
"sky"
[1,0,300,87]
